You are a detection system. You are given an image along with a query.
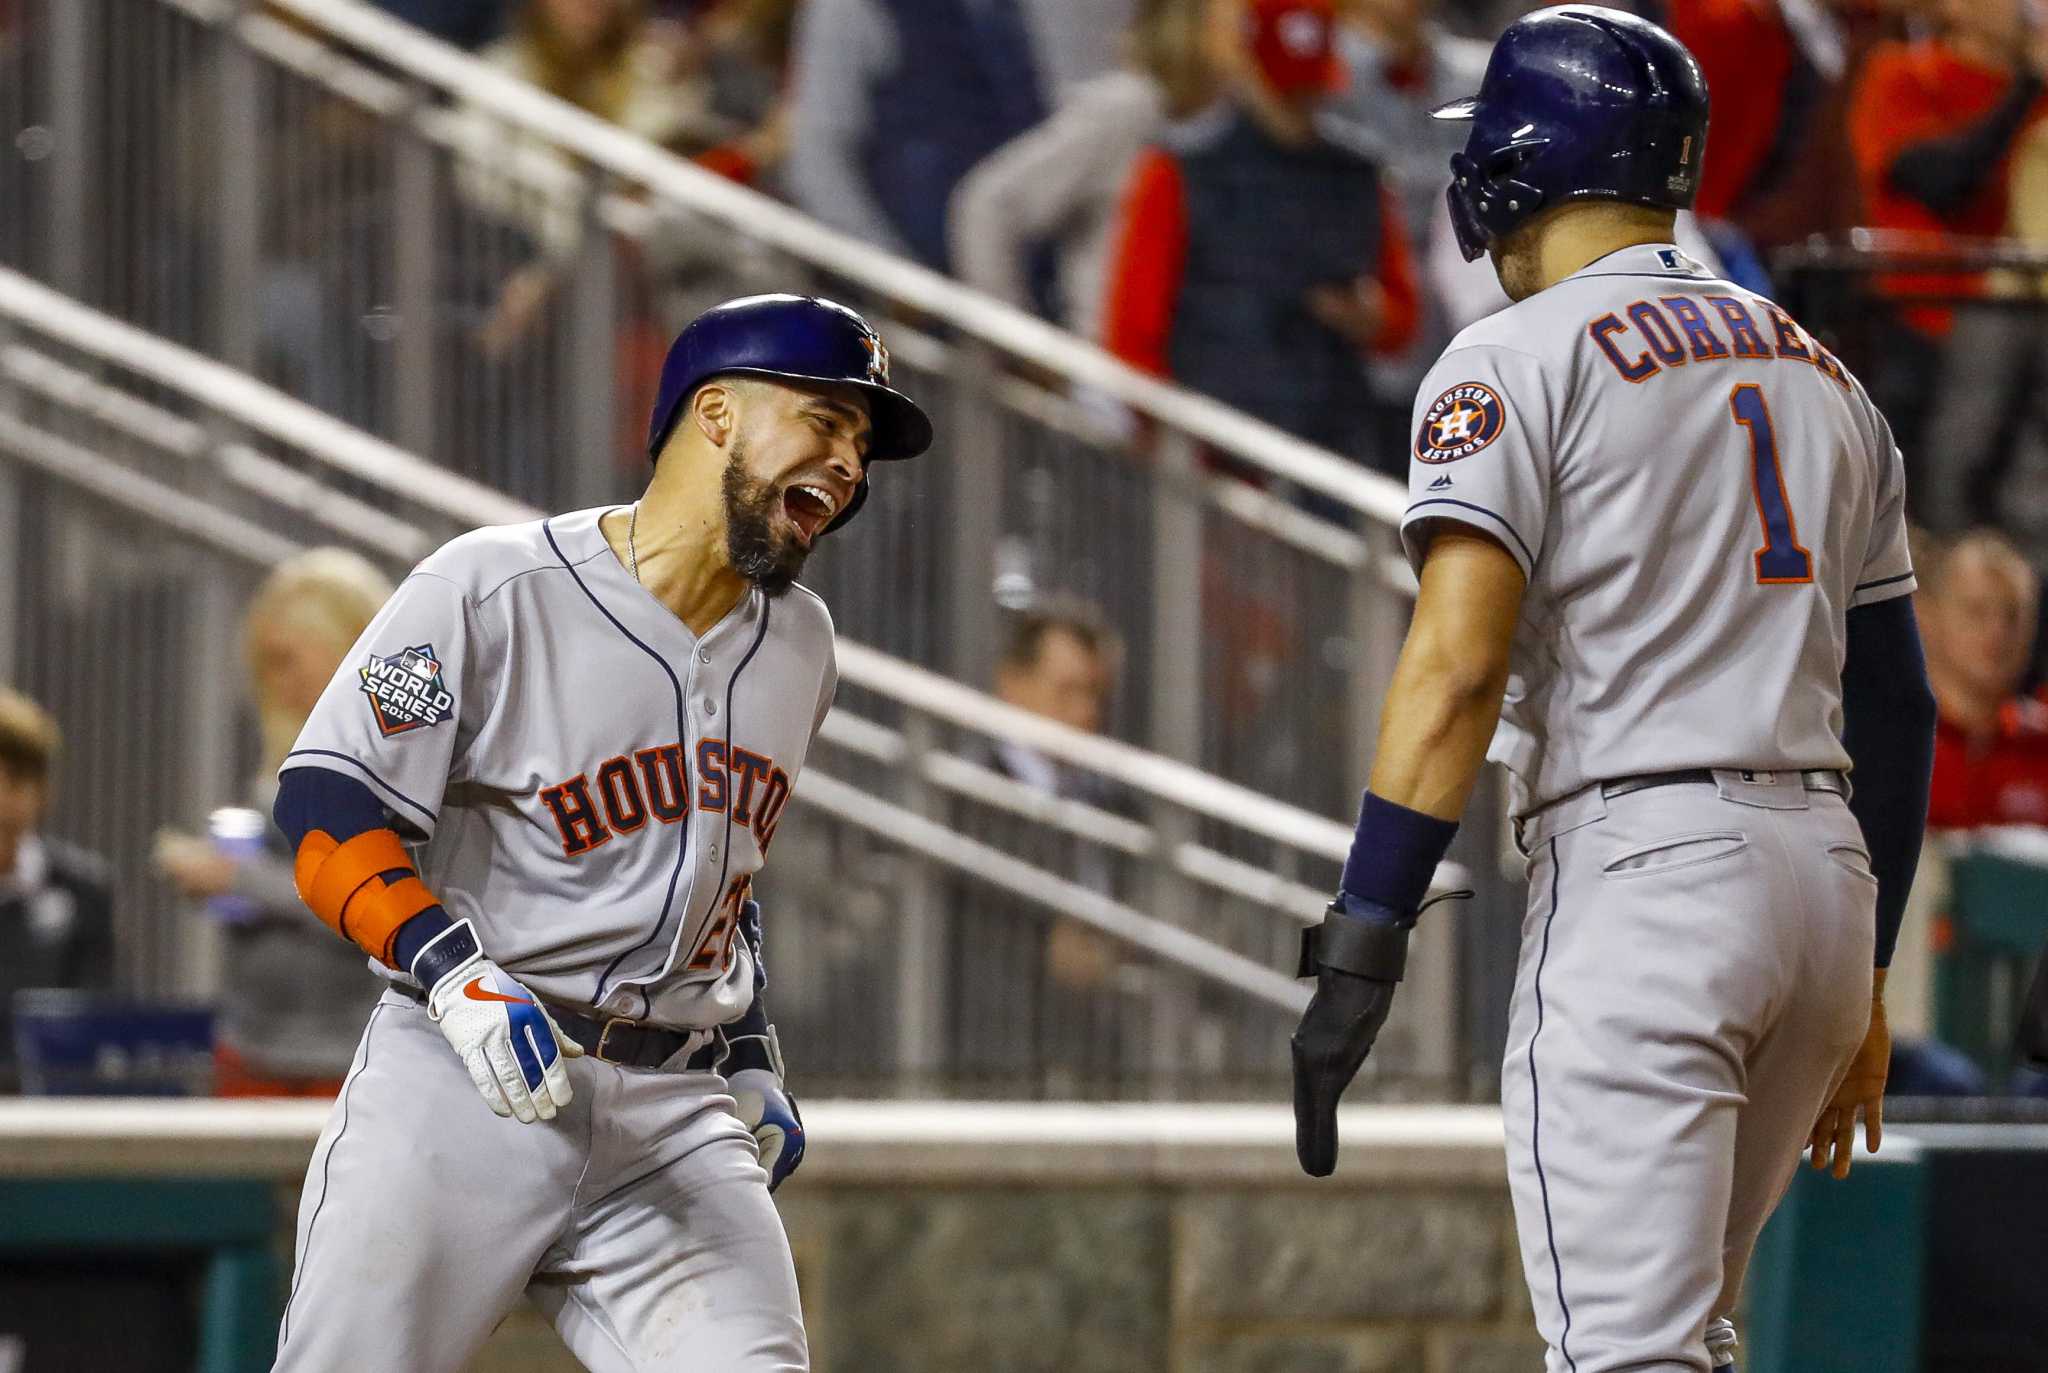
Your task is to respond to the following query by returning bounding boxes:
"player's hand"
[1291,965,1400,1176]
[1809,991,1888,1179]
[2016,945,2048,1070]
[729,1067,806,1192]
[1291,897,1416,1177]
[416,919,582,1124]
[152,831,238,901]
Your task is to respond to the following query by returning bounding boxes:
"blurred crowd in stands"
[346,0,2048,499]
[10,0,2048,1101]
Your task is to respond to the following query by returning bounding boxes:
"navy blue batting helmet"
[1432,5,1709,262]
[647,294,933,532]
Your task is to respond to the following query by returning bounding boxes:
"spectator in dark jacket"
[787,0,1061,270]
[1102,0,1420,469]
[0,689,114,1092]
[951,601,1142,1096]
[950,0,1217,338]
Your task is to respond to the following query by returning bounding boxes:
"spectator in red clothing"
[1102,0,1421,474]
[1848,0,2048,462]
[1651,0,1883,252]
[1921,530,2048,829]
[1852,0,2048,326]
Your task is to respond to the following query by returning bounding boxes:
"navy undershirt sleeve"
[275,765,452,971]
[1839,596,1937,968]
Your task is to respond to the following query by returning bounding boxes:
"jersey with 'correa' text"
[1400,243,1913,815]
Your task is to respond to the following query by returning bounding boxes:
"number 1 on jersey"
[1730,384,1813,585]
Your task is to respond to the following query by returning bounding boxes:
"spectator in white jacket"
[947,0,1217,337]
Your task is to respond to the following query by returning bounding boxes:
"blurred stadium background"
[1,0,2047,1368]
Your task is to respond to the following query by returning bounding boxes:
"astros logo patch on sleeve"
[1416,383,1507,464]
[359,644,455,736]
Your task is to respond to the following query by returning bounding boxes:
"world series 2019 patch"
[359,644,454,736]
[1416,383,1507,464]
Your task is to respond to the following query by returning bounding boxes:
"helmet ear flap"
[1448,143,1550,258]
[1445,158,1490,263]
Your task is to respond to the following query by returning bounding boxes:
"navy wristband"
[408,916,477,992]
[1340,792,1460,915]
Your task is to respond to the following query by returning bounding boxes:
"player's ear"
[691,382,741,449]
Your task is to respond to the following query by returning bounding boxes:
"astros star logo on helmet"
[860,332,890,385]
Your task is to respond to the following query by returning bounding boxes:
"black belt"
[393,983,719,1071]
[546,1005,722,1070]
[1600,768,1848,801]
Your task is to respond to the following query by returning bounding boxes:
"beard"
[722,439,810,597]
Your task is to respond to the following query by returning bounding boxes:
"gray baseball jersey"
[286,504,836,1026]
[273,505,829,1373]
[1400,243,1903,1371]
[1401,243,1914,817]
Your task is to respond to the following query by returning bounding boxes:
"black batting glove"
[1290,895,1413,1177]
[1292,964,1402,1176]
[1291,888,1471,1176]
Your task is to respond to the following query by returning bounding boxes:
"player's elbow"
[1401,634,1513,721]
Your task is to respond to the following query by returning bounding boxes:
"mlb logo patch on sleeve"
[1416,383,1507,463]
[360,644,455,736]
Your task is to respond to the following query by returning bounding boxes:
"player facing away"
[267,295,931,1373]
[1287,9,1935,1373]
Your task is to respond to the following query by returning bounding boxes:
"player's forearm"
[274,765,452,968]
[1366,531,1524,821]
[1367,638,1512,821]
[1329,531,1521,920]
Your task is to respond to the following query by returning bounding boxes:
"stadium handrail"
[1774,229,2048,276]
[0,265,1355,863]
[255,0,1409,527]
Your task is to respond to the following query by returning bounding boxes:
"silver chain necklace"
[627,502,640,584]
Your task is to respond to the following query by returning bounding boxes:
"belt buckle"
[594,1017,636,1063]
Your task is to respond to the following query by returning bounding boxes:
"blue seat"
[10,991,214,1096]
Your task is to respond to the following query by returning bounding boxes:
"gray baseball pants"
[272,990,808,1372]
[1504,770,1876,1372]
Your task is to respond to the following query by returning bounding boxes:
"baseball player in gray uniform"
[266,295,931,1372]
[1288,10,1936,1373]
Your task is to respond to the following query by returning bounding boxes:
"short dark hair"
[0,688,59,782]
[998,598,1121,675]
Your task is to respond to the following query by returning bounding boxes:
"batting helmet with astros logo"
[647,294,934,533]
[1431,5,1710,263]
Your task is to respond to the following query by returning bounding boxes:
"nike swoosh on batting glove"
[414,918,582,1123]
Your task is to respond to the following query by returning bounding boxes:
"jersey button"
[703,699,717,717]
[697,648,711,665]
[707,844,719,860]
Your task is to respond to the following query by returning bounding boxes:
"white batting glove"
[728,1067,805,1190]
[413,919,582,1123]
[725,1024,804,1190]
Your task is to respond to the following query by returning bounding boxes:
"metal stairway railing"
[0,268,1477,1098]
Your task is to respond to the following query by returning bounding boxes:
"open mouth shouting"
[782,481,843,548]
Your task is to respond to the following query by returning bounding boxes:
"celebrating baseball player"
[1288,9,1935,1372]
[267,294,930,1372]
